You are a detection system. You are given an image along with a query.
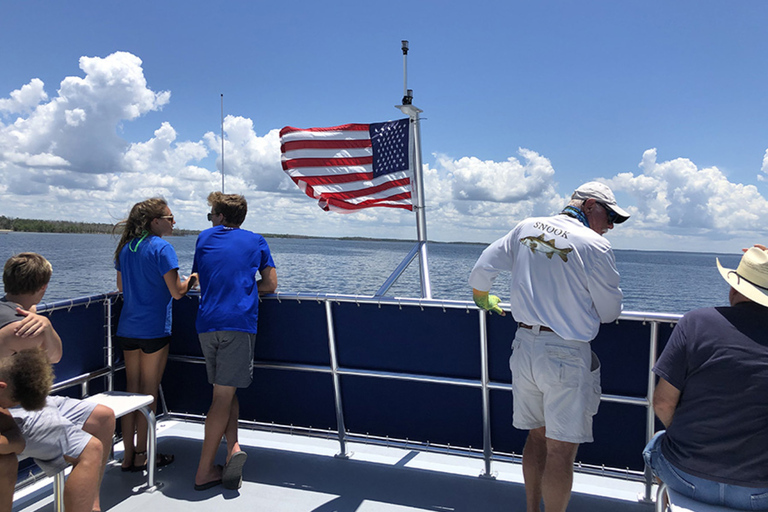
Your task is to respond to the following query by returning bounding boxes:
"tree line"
[0,216,198,236]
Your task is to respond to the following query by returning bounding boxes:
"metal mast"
[221,93,225,193]
[397,40,432,299]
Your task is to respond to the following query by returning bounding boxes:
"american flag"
[280,118,412,212]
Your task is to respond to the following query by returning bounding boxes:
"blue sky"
[1,1,768,252]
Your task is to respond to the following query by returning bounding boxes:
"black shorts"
[115,335,171,354]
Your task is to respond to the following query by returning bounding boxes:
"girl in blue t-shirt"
[113,197,197,472]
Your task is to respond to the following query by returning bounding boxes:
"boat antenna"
[221,93,225,193]
[401,41,411,105]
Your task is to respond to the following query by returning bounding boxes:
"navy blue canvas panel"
[170,295,331,366]
[162,361,210,416]
[333,302,480,380]
[247,369,336,430]
[593,320,669,397]
[486,313,516,382]
[585,402,647,471]
[342,375,484,449]
[169,295,203,357]
[490,390,647,471]
[255,299,330,366]
[45,304,107,383]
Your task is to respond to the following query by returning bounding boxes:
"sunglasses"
[158,215,174,222]
[597,203,618,224]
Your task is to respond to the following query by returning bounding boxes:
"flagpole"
[396,40,432,299]
[221,93,225,193]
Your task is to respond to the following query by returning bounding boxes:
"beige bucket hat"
[717,247,768,307]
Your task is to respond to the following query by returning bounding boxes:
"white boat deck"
[13,419,655,512]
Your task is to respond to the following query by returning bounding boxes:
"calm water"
[0,232,742,314]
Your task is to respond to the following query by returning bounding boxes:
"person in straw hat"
[643,244,768,510]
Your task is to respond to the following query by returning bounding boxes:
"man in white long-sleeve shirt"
[469,182,629,512]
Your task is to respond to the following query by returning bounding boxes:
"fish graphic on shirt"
[519,234,573,263]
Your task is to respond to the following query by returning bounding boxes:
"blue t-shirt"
[115,235,179,338]
[654,302,768,486]
[192,226,275,334]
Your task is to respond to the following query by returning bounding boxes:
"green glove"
[473,294,504,315]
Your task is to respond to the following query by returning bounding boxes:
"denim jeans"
[643,431,768,510]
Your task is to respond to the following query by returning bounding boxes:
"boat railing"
[25,291,679,502]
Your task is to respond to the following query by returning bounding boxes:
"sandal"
[222,451,247,490]
[194,464,223,491]
[130,451,174,472]
[120,451,139,472]
[120,454,136,472]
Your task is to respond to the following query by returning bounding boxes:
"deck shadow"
[96,435,651,512]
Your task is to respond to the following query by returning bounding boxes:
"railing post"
[325,300,350,458]
[478,310,496,479]
[643,320,660,502]
[53,471,65,512]
[106,296,114,392]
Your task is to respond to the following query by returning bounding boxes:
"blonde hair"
[113,198,168,265]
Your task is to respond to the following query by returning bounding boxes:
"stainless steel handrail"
[258,292,679,497]
[32,291,681,500]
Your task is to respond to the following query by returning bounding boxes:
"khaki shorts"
[509,328,601,444]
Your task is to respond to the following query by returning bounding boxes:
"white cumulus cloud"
[606,148,768,243]
[1,51,767,252]
[0,79,48,114]
[0,52,170,180]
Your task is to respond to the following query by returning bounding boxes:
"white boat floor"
[13,419,654,512]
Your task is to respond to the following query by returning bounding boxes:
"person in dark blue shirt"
[644,244,768,510]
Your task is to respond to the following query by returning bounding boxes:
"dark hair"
[3,253,52,296]
[113,198,168,265]
[208,192,247,226]
[0,348,54,411]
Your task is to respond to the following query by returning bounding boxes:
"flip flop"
[194,465,224,491]
[222,451,247,490]
[129,452,175,472]
[194,478,222,491]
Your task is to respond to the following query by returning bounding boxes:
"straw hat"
[717,247,768,307]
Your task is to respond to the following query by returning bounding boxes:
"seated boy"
[0,348,53,512]
[0,253,115,512]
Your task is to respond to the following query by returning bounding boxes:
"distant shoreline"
[0,216,742,254]
[0,215,452,245]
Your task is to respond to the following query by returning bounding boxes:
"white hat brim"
[717,257,768,308]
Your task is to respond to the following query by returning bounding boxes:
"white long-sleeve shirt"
[469,214,622,342]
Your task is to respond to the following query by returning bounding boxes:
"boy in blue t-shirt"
[192,192,277,492]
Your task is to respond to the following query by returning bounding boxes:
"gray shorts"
[510,328,601,444]
[11,395,97,476]
[199,330,256,388]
